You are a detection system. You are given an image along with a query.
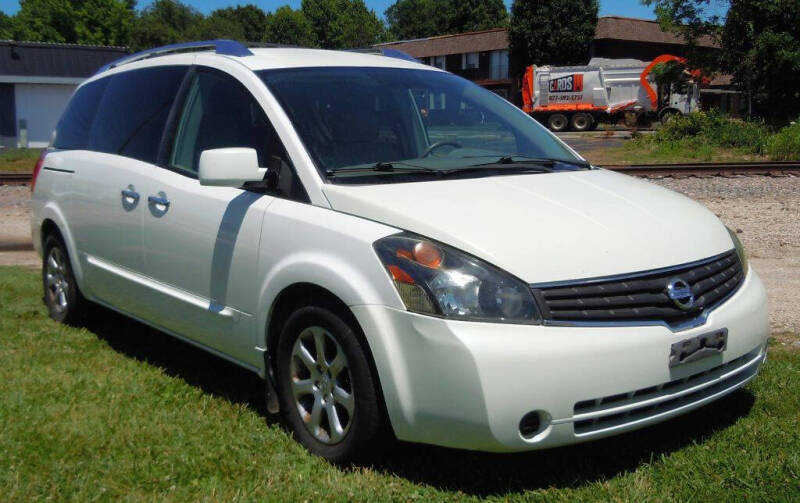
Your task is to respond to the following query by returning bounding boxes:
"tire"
[275,304,387,463]
[547,113,569,132]
[570,112,593,132]
[660,109,679,125]
[42,234,87,324]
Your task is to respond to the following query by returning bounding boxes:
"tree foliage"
[128,0,201,50]
[644,0,800,123]
[508,0,598,72]
[385,0,447,40]
[193,5,266,42]
[301,0,384,49]
[264,6,316,47]
[385,0,507,40]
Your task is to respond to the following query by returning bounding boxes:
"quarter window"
[89,66,187,164]
[53,78,109,150]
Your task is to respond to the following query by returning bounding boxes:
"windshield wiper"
[326,162,439,177]
[464,155,592,170]
[439,164,554,177]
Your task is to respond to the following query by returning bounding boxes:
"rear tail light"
[31,150,48,192]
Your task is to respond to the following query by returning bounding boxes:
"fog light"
[519,411,543,439]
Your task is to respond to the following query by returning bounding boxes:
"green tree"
[508,0,598,71]
[445,0,507,34]
[644,0,800,122]
[129,0,203,50]
[193,4,266,42]
[264,6,316,47]
[0,11,13,39]
[385,0,448,40]
[301,0,384,49]
[8,0,79,43]
[74,0,136,46]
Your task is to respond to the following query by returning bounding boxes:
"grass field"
[582,143,769,166]
[0,148,41,173]
[1,266,798,501]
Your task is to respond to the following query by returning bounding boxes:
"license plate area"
[669,329,728,367]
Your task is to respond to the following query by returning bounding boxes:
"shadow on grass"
[82,305,272,420]
[81,304,755,496]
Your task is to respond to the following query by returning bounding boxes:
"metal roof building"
[0,41,128,148]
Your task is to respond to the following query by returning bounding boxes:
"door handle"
[121,188,140,203]
[148,195,171,207]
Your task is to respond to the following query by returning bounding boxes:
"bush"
[766,121,800,161]
[646,111,771,155]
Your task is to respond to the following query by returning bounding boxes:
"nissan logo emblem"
[666,278,695,310]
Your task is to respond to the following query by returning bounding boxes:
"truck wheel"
[570,113,593,132]
[547,114,569,132]
[275,304,388,464]
[660,109,679,125]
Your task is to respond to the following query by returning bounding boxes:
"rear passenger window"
[171,70,307,201]
[53,78,109,150]
[89,66,187,164]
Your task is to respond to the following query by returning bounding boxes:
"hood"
[322,169,734,284]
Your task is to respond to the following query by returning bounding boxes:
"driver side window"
[171,70,307,202]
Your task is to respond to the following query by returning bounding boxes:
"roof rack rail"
[95,39,253,74]
[348,47,418,63]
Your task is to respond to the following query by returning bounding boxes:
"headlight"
[373,233,541,324]
[727,227,749,275]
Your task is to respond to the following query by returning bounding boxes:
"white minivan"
[31,41,768,463]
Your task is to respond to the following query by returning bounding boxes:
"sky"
[0,0,661,20]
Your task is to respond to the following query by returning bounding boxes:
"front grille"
[531,250,744,329]
[572,346,763,435]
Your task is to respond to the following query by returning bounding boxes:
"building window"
[490,50,509,80]
[431,55,446,70]
[462,52,479,69]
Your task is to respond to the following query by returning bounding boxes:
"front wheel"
[275,304,388,463]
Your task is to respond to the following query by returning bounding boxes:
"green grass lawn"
[0,148,42,173]
[1,266,798,501]
[583,142,769,166]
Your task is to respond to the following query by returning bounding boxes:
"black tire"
[275,304,387,464]
[660,109,679,125]
[547,113,569,132]
[570,112,593,132]
[42,234,87,325]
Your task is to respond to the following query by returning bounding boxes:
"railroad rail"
[604,161,800,177]
[0,173,34,185]
[2,162,799,186]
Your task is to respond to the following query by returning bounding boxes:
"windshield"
[258,67,582,182]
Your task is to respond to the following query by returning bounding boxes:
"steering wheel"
[422,141,463,157]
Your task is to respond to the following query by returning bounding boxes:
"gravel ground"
[2,176,798,335]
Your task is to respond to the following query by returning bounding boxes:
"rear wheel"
[42,234,87,324]
[660,109,680,125]
[275,304,387,463]
[547,113,569,132]
[570,112,593,132]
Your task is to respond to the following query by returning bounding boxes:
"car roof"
[241,47,437,72]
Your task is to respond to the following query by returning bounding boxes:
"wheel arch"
[263,281,394,434]
[37,204,86,292]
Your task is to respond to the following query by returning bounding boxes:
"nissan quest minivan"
[31,41,769,463]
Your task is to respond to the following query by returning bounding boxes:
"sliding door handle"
[147,195,171,207]
[121,188,139,201]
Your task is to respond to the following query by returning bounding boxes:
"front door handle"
[148,195,171,208]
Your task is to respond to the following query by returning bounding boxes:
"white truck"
[522,54,700,132]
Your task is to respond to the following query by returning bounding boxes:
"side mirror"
[198,148,266,187]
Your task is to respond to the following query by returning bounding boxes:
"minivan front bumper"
[351,269,769,452]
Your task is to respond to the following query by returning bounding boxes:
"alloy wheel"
[44,246,70,314]
[289,326,355,444]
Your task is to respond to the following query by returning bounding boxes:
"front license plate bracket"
[669,329,728,367]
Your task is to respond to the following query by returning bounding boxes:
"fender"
[37,201,88,294]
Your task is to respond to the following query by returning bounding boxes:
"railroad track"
[2,162,799,185]
[604,161,800,177]
[0,172,33,185]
